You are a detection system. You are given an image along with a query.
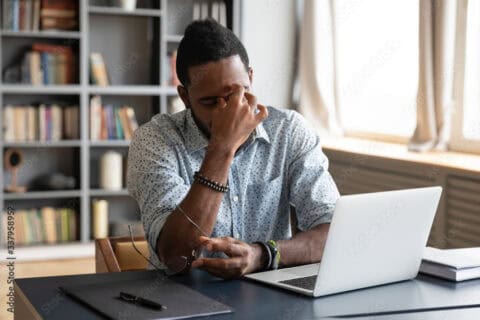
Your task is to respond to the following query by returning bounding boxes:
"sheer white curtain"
[298,0,466,148]
[298,0,342,136]
[408,0,464,151]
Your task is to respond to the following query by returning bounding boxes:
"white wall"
[240,0,296,108]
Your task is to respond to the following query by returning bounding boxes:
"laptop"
[245,186,442,297]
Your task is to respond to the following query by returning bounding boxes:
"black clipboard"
[59,276,233,320]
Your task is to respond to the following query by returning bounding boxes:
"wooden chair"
[95,235,150,273]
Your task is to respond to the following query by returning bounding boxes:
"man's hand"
[209,84,268,154]
[191,236,265,279]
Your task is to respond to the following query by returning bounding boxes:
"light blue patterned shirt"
[127,106,340,267]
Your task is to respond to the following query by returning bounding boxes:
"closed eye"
[199,86,250,106]
[199,98,218,106]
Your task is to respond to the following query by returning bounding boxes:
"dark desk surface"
[14,269,480,320]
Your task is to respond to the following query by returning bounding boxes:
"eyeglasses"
[127,224,189,276]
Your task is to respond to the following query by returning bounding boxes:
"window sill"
[321,136,480,175]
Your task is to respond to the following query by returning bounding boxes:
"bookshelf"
[1,0,241,260]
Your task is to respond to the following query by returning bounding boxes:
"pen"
[119,291,167,310]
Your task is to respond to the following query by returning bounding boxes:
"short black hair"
[176,19,249,87]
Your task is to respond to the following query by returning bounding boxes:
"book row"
[1,207,78,246]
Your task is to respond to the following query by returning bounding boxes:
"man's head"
[176,19,253,137]
[176,19,250,87]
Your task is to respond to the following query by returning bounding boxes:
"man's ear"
[177,85,191,109]
[248,67,253,85]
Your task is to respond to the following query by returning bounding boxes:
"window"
[334,0,418,140]
[451,0,480,153]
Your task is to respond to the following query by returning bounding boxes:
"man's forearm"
[157,144,235,264]
[277,223,330,267]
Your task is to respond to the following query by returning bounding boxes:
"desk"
[14,270,480,320]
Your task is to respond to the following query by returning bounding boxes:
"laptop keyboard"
[279,275,317,291]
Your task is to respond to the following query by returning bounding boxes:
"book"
[100,106,108,140]
[14,210,24,245]
[41,16,78,30]
[3,104,77,142]
[118,107,131,140]
[39,104,47,141]
[3,105,16,141]
[105,105,115,139]
[420,247,480,281]
[89,95,102,140]
[90,53,109,86]
[50,104,62,141]
[114,107,124,140]
[3,0,14,30]
[89,99,139,140]
[0,207,78,246]
[63,105,79,139]
[55,52,68,84]
[32,43,75,84]
[29,51,42,85]
[26,106,36,141]
[19,0,26,30]
[125,106,139,136]
[1,0,73,31]
[13,0,20,31]
[14,107,26,141]
[41,207,57,244]
[68,208,77,241]
[45,105,52,139]
[32,0,41,31]
[40,0,78,30]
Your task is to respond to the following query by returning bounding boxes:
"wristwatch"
[266,240,280,270]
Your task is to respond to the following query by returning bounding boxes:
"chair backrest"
[95,236,149,273]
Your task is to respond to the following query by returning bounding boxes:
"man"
[127,19,339,279]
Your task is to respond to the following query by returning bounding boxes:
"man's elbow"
[156,227,195,273]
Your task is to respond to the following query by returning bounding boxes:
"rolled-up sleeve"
[127,124,190,259]
[287,111,340,231]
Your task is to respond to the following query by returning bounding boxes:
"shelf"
[0,30,81,39]
[89,6,162,17]
[88,85,177,96]
[1,85,81,94]
[0,241,94,262]
[0,0,239,259]
[90,189,130,197]
[89,140,131,147]
[165,35,183,42]
[3,140,82,148]
[3,190,82,200]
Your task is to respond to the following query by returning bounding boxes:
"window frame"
[449,0,480,155]
[334,0,419,143]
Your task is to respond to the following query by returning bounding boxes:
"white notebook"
[420,247,480,281]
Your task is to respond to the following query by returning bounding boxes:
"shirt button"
[233,195,239,202]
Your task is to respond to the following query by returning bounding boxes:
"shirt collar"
[183,108,271,155]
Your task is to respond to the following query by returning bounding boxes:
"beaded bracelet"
[193,171,229,193]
